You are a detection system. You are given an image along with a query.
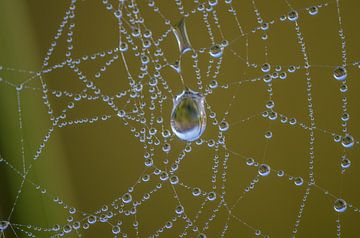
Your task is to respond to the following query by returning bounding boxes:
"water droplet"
[207,191,217,201]
[209,44,223,58]
[265,131,272,139]
[63,224,72,233]
[175,205,184,214]
[258,164,271,176]
[170,175,179,184]
[192,187,201,196]
[198,233,207,238]
[88,215,96,224]
[294,177,304,186]
[119,42,128,52]
[246,158,255,166]
[122,193,132,204]
[277,170,285,177]
[171,88,206,141]
[172,18,192,54]
[112,226,121,234]
[341,157,351,169]
[308,6,318,15]
[334,198,347,212]
[333,66,347,81]
[266,100,275,109]
[208,0,218,7]
[341,134,354,148]
[0,221,9,231]
[219,121,229,132]
[261,63,271,73]
[287,10,299,21]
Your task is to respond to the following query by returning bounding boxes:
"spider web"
[0,0,359,237]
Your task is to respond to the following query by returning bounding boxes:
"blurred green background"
[0,0,359,237]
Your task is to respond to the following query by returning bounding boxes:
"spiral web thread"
[0,0,359,237]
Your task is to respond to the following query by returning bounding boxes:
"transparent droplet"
[171,88,206,141]
[287,10,299,21]
[341,134,354,148]
[170,175,179,184]
[261,63,271,73]
[198,233,207,238]
[0,221,9,231]
[88,215,97,224]
[122,193,132,204]
[219,121,229,132]
[208,0,218,7]
[119,42,128,52]
[308,6,318,15]
[172,18,192,54]
[265,131,272,139]
[207,191,217,201]
[112,225,121,234]
[258,164,271,176]
[341,157,351,169]
[246,158,255,166]
[294,177,304,186]
[334,198,347,213]
[266,100,275,109]
[63,224,72,233]
[341,113,349,122]
[209,44,223,58]
[277,170,285,177]
[175,205,184,214]
[192,187,201,197]
[333,66,347,81]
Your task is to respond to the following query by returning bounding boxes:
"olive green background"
[0,0,359,237]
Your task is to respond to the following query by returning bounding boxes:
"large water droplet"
[171,88,206,141]
[172,18,192,54]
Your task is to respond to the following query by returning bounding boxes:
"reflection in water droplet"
[172,18,192,54]
[171,88,206,141]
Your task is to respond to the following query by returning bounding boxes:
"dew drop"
[209,44,223,58]
[207,191,217,201]
[172,18,192,54]
[334,198,347,213]
[171,88,206,141]
[175,205,184,214]
[0,221,9,231]
[287,10,299,21]
[341,157,351,169]
[308,6,318,16]
[341,134,354,148]
[294,177,304,186]
[112,225,121,234]
[122,193,132,204]
[333,66,347,81]
[258,164,271,176]
[219,121,229,132]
